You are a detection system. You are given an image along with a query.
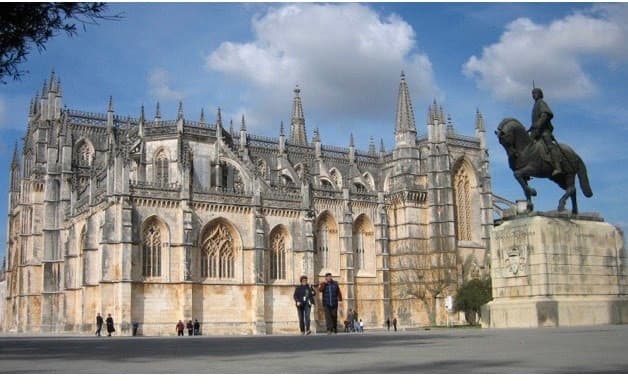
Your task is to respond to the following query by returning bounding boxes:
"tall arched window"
[454,163,473,241]
[155,150,169,185]
[314,213,339,275]
[353,215,375,274]
[142,223,162,277]
[201,223,235,279]
[269,227,288,281]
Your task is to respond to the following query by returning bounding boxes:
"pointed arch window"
[454,165,472,241]
[142,224,162,277]
[201,223,235,279]
[353,215,375,273]
[270,229,287,280]
[155,151,169,186]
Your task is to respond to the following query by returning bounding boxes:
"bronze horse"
[495,118,592,214]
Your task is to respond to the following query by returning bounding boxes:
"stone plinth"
[482,212,628,328]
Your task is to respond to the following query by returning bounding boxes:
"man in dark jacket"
[105,314,115,337]
[193,319,200,336]
[95,313,103,337]
[293,275,316,335]
[318,272,343,334]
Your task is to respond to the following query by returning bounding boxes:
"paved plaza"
[1,325,627,373]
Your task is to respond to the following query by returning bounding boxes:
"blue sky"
[1,2,627,260]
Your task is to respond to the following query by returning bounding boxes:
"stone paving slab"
[0,325,627,373]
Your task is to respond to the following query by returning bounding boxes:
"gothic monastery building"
[1,71,509,334]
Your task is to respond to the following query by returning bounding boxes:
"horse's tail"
[577,157,593,198]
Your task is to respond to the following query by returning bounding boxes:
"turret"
[475,108,486,150]
[215,107,223,140]
[154,101,162,124]
[199,108,206,125]
[177,101,184,134]
[239,114,247,152]
[348,133,355,162]
[313,127,321,158]
[394,71,417,147]
[290,85,308,145]
[368,136,376,155]
[138,105,145,138]
[278,121,286,155]
[107,96,114,129]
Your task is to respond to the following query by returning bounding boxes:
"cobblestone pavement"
[1,325,627,373]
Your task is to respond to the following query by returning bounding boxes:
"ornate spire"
[312,127,320,142]
[200,108,205,124]
[279,120,285,136]
[216,107,222,129]
[349,133,354,148]
[48,70,57,93]
[155,101,161,120]
[229,118,234,134]
[380,138,386,153]
[28,97,35,116]
[56,76,62,96]
[475,108,485,131]
[446,114,454,134]
[395,71,417,146]
[177,101,184,119]
[41,79,48,96]
[290,84,307,145]
[240,114,247,132]
[11,141,19,169]
[368,136,376,155]
[108,96,114,112]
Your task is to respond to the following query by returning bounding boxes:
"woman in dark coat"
[106,313,115,337]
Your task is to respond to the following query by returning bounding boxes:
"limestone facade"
[2,71,498,335]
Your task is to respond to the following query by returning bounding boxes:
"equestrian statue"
[495,87,593,214]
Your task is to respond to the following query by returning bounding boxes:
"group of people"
[385,318,398,332]
[176,319,201,336]
[95,313,115,337]
[293,272,343,335]
[344,309,364,333]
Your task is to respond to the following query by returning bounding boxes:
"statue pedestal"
[482,213,628,328]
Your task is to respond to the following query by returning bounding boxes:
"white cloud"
[206,4,438,130]
[148,68,184,101]
[463,6,628,103]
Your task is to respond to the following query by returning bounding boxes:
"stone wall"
[484,213,628,328]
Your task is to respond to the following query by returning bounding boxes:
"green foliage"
[454,278,492,325]
[0,3,122,83]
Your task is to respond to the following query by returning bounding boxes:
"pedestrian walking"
[176,320,185,336]
[186,320,193,336]
[318,272,343,334]
[359,319,364,333]
[386,318,390,331]
[347,308,355,332]
[293,275,316,335]
[393,317,397,332]
[105,313,115,337]
[95,313,103,336]
[193,319,200,336]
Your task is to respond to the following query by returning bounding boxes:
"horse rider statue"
[529,87,562,176]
